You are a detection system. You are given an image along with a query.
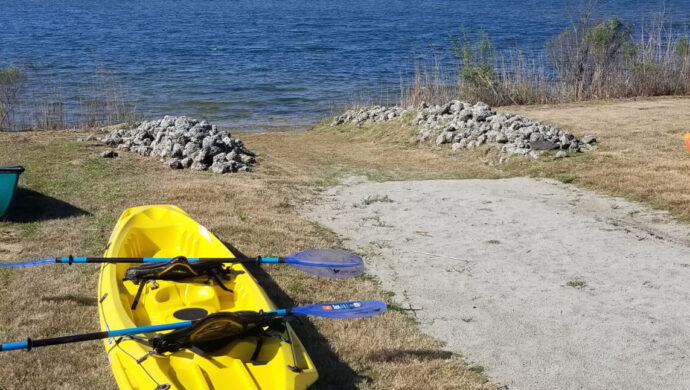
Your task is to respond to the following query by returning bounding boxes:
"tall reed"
[399,58,457,107]
[32,82,66,130]
[0,66,25,131]
[78,67,136,128]
[402,8,690,107]
[0,65,137,131]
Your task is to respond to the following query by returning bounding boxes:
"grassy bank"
[1,95,689,389]
[325,96,690,222]
[504,97,690,221]
[0,133,493,389]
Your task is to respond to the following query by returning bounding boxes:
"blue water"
[2,0,689,131]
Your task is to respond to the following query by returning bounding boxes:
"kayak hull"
[0,166,24,217]
[98,205,318,390]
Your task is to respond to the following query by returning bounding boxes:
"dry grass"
[2,95,688,389]
[0,131,493,389]
[502,96,690,221]
[324,96,690,222]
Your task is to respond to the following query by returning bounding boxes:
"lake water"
[2,0,689,130]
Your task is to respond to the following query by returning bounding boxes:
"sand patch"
[304,177,690,389]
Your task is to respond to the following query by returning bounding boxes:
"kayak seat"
[150,311,282,354]
[136,283,225,326]
[124,256,242,311]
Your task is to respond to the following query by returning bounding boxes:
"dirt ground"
[304,176,690,390]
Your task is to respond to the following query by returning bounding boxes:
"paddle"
[0,300,386,352]
[0,249,363,279]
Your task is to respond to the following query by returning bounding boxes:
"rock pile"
[102,116,256,173]
[332,101,597,159]
[331,106,409,126]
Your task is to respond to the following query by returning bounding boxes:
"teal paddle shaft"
[0,321,192,352]
[0,300,386,352]
[52,256,285,264]
[0,249,365,279]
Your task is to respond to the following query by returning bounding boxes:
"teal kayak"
[0,166,24,218]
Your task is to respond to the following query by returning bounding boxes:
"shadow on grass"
[4,187,90,223]
[368,349,453,362]
[223,242,366,390]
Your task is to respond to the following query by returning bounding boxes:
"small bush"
[450,31,549,105]
[401,5,690,107]
[451,31,495,93]
[0,66,26,131]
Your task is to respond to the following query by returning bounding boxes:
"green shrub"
[677,37,690,58]
[451,31,495,88]
[0,66,25,131]
[584,17,632,65]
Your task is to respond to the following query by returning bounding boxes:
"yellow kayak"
[97,205,318,389]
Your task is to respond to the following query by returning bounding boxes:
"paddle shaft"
[0,300,384,352]
[0,309,288,352]
[54,256,283,265]
[0,250,364,274]
[0,321,192,352]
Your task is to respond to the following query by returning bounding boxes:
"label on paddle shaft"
[322,302,362,311]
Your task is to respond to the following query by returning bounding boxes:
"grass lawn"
[1,95,689,389]
[0,132,491,389]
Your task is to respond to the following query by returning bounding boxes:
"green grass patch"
[361,215,392,227]
[361,194,393,206]
[288,281,305,294]
[20,221,39,238]
[566,280,587,289]
[386,303,407,313]
[0,268,13,288]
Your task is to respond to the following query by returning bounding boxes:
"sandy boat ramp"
[303,177,690,390]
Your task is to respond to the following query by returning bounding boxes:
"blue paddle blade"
[290,300,386,319]
[0,258,55,268]
[285,249,364,279]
